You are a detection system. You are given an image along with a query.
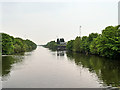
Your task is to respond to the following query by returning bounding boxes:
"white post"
[80,26,81,38]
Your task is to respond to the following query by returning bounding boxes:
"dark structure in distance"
[57,38,66,50]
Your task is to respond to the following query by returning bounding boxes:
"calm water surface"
[2,46,120,88]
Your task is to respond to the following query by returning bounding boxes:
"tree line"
[66,25,120,59]
[44,41,58,50]
[1,33,37,55]
[45,25,120,59]
[44,38,66,51]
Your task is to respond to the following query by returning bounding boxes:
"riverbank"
[1,33,37,55]
[45,25,120,59]
[44,41,66,51]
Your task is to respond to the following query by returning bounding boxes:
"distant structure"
[57,38,66,45]
[118,1,120,25]
[57,38,60,44]
[57,38,66,50]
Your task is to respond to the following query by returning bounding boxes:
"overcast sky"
[0,0,120,45]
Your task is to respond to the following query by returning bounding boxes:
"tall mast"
[80,26,81,38]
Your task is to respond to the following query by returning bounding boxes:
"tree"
[0,33,2,55]
[13,38,25,53]
[45,41,57,50]
[97,26,120,58]
[2,33,14,55]
[81,36,89,53]
[73,37,81,52]
[66,40,74,51]
[2,33,37,55]
[90,35,101,55]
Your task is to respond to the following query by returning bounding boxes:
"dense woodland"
[1,33,37,55]
[45,25,120,59]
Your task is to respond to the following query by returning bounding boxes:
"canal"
[2,46,120,88]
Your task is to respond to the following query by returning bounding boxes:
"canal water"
[2,46,120,88]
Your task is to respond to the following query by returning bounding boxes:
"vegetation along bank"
[1,33,37,55]
[45,25,120,59]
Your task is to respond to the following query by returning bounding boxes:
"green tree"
[66,40,74,51]
[2,33,14,55]
[13,38,25,53]
[81,36,89,53]
[90,35,101,55]
[45,41,57,50]
[73,37,81,52]
[0,33,2,55]
[97,26,120,58]
[2,33,37,55]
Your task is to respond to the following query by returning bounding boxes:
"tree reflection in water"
[2,49,120,88]
[2,55,25,81]
[66,52,120,87]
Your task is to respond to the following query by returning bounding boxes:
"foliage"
[73,37,81,52]
[85,33,99,53]
[66,25,120,59]
[66,40,74,51]
[45,41,57,50]
[2,33,14,55]
[90,35,101,55]
[1,33,37,55]
[0,33,2,55]
[97,26,120,58]
[81,36,89,53]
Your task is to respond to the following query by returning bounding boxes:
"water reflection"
[2,55,25,81]
[2,47,120,88]
[57,51,65,56]
[0,55,2,77]
[66,52,120,87]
